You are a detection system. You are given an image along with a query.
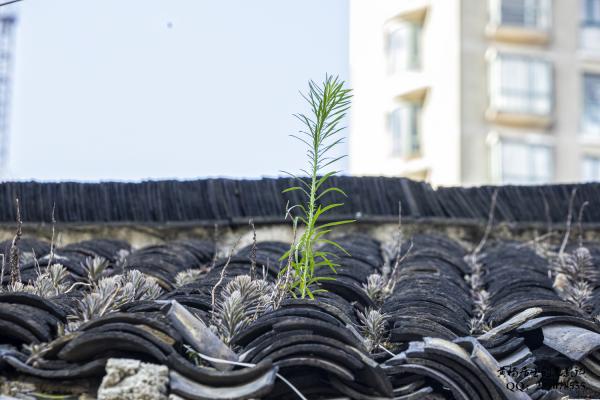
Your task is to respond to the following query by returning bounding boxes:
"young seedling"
[280,75,354,299]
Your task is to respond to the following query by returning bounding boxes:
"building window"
[388,103,421,158]
[582,74,600,134]
[386,21,420,73]
[583,156,600,181]
[489,55,552,115]
[583,0,600,26]
[499,140,553,184]
[581,0,600,50]
[491,0,551,29]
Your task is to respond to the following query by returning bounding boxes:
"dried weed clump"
[549,190,597,317]
[68,270,162,330]
[212,275,274,345]
[357,308,391,354]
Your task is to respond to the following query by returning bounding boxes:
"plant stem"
[302,163,318,298]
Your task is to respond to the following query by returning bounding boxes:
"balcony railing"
[487,0,551,44]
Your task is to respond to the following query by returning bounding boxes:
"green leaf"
[282,186,302,193]
[286,203,308,217]
[283,186,310,200]
[315,254,338,273]
[317,239,351,256]
[297,216,309,225]
[279,248,292,261]
[314,203,344,220]
[281,171,311,189]
[315,171,338,191]
[314,250,337,259]
[311,276,336,283]
[312,229,332,243]
[316,187,347,201]
[315,219,355,231]
[320,155,347,170]
[305,287,315,300]
[313,260,332,268]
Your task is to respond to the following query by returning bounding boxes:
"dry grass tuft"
[553,246,596,313]
[465,190,498,335]
[69,269,162,328]
[364,273,385,305]
[82,256,110,284]
[373,201,413,303]
[8,198,22,286]
[212,274,274,345]
[174,268,208,287]
[357,308,390,353]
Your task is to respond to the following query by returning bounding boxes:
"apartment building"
[349,0,600,185]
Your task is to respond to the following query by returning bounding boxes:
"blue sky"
[6,0,349,181]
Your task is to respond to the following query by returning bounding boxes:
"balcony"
[487,53,553,128]
[384,8,426,76]
[486,24,549,45]
[485,109,552,128]
[388,101,423,160]
[487,0,551,45]
[488,132,554,184]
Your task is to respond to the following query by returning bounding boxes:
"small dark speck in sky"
[167,22,173,29]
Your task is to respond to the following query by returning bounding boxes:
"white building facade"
[349,0,600,185]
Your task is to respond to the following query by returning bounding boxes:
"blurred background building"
[349,0,600,186]
[0,9,15,176]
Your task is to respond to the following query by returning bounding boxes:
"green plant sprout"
[280,75,354,299]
